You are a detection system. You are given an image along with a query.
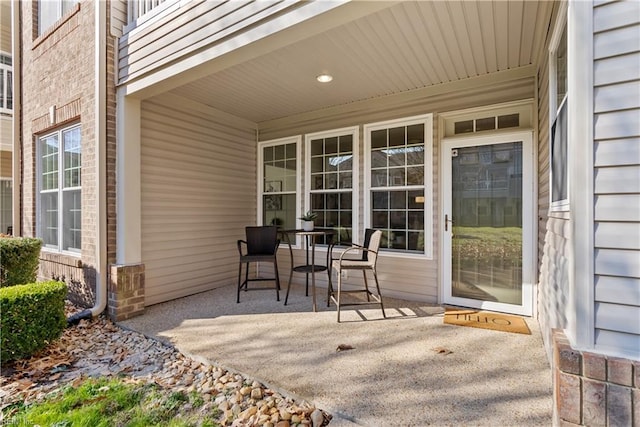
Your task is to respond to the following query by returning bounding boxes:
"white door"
[442,131,534,316]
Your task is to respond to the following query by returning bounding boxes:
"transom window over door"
[38,124,82,253]
[259,136,300,231]
[306,127,358,245]
[365,114,433,257]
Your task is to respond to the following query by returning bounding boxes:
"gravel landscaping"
[0,302,330,426]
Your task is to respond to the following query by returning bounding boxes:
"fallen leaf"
[432,347,453,355]
[336,344,354,352]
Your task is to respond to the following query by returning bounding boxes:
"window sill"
[33,3,81,50]
[40,250,83,268]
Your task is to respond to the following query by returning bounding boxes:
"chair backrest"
[360,228,378,260]
[365,229,382,266]
[245,226,279,255]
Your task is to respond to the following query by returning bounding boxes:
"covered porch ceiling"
[164,0,554,125]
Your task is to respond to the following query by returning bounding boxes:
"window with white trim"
[365,114,433,256]
[259,137,300,231]
[306,127,358,245]
[0,54,12,114]
[38,0,78,36]
[550,10,569,211]
[38,124,82,253]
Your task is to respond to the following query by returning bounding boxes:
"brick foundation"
[108,264,145,321]
[553,329,639,426]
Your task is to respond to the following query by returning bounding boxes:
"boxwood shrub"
[0,237,43,288]
[1,281,67,364]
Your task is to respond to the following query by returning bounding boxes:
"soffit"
[168,0,553,124]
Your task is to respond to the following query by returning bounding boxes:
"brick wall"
[553,329,639,426]
[19,1,96,305]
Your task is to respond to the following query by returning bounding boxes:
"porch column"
[111,90,144,321]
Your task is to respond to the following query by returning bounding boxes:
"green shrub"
[1,281,67,364]
[0,237,43,287]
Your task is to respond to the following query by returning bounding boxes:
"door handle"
[445,214,453,231]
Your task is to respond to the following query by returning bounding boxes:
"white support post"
[116,90,142,265]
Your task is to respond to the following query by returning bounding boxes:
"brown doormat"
[443,308,531,335]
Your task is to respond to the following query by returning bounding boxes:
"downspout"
[11,0,21,237]
[68,0,107,323]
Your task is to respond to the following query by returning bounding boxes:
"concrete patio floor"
[120,282,553,426]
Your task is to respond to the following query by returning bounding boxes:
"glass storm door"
[443,132,533,316]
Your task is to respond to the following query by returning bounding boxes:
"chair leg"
[372,269,386,318]
[237,261,243,303]
[336,267,342,323]
[362,271,371,302]
[274,259,281,301]
[244,262,250,292]
[327,265,334,307]
[284,268,294,305]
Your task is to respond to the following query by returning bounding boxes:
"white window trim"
[0,52,11,115]
[36,123,82,256]
[257,135,302,248]
[363,113,434,259]
[304,126,359,248]
[549,2,570,212]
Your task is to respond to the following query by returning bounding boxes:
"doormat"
[443,308,531,335]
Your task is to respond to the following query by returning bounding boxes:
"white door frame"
[440,130,535,316]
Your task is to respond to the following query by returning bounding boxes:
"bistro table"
[280,228,334,312]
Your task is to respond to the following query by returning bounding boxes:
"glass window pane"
[339,135,352,153]
[325,173,338,190]
[390,191,405,209]
[406,146,424,165]
[407,124,423,144]
[285,143,296,159]
[556,25,568,108]
[407,166,424,185]
[408,231,424,251]
[338,172,352,189]
[263,193,296,230]
[455,120,474,134]
[339,192,352,209]
[312,174,323,191]
[389,168,405,187]
[371,129,387,149]
[41,192,58,247]
[389,127,405,147]
[7,70,13,109]
[371,169,386,187]
[371,150,387,168]
[311,157,323,173]
[372,210,388,229]
[39,0,59,35]
[390,211,406,229]
[387,148,405,168]
[325,156,338,172]
[390,230,407,250]
[274,144,285,159]
[372,191,388,209]
[263,146,274,161]
[310,140,323,156]
[311,193,325,210]
[0,69,4,108]
[325,137,338,154]
[63,126,81,188]
[476,117,495,131]
[63,189,81,252]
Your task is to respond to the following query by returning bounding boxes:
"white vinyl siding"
[592,0,640,357]
[118,1,341,87]
[140,93,257,306]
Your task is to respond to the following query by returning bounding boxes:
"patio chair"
[328,229,386,322]
[237,226,281,303]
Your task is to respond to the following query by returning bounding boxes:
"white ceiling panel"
[169,0,554,123]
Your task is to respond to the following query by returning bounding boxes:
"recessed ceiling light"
[316,74,333,83]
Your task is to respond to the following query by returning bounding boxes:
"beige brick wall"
[553,329,639,426]
[19,1,118,305]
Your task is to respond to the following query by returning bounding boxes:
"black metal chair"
[237,226,281,303]
[328,229,386,322]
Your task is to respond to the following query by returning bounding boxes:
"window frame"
[257,135,302,247]
[36,123,82,255]
[38,0,79,36]
[364,113,434,259]
[549,4,570,212]
[0,53,12,114]
[304,126,359,246]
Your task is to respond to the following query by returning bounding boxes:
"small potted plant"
[299,211,318,231]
